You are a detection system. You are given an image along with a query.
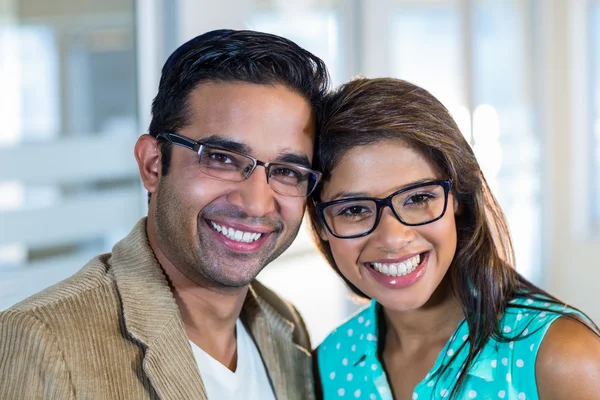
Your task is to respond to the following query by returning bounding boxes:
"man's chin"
[204,267,263,289]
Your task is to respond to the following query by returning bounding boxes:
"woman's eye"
[406,193,433,205]
[340,206,369,216]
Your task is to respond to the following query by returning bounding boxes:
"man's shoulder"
[251,280,311,348]
[4,253,116,319]
[251,280,297,318]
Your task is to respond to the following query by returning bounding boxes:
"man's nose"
[227,167,276,217]
[371,207,416,252]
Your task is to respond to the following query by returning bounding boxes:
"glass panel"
[390,3,472,141]
[246,4,343,85]
[0,1,136,144]
[591,1,600,232]
[391,5,465,111]
[0,0,139,308]
[471,0,540,281]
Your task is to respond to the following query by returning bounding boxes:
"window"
[591,0,600,231]
[0,1,140,309]
[470,1,539,281]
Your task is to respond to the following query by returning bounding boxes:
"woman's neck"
[381,278,465,354]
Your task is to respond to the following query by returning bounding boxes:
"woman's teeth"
[210,221,263,243]
[371,254,422,277]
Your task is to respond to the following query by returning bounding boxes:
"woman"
[308,78,600,399]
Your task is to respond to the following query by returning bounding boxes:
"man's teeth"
[371,254,422,277]
[210,221,263,243]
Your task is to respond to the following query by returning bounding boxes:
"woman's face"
[318,140,459,312]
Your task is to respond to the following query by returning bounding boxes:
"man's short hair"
[148,29,330,175]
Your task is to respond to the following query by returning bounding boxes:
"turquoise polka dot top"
[316,296,584,399]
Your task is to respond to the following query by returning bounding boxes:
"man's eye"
[271,167,302,180]
[207,152,234,164]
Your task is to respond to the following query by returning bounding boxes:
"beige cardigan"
[0,219,315,399]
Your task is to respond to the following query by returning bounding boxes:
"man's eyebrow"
[200,136,311,167]
[199,135,251,154]
[276,152,311,168]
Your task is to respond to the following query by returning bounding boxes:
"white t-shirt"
[189,319,276,400]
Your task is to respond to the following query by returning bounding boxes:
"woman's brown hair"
[307,77,597,397]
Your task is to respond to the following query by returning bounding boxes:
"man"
[0,29,329,399]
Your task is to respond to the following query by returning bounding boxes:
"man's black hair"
[148,29,330,175]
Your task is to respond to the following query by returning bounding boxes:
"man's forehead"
[180,82,315,151]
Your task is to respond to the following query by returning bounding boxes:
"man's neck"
[146,221,247,370]
[168,263,247,371]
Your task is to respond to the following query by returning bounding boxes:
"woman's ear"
[308,213,330,242]
[453,195,462,216]
[317,223,329,242]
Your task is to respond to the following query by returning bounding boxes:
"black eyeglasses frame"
[315,179,452,239]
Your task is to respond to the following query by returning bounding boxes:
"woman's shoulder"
[484,294,600,398]
[501,295,586,335]
[491,295,589,360]
[535,316,600,398]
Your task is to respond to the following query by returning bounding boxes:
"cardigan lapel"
[110,218,208,400]
[242,286,315,400]
[110,218,313,400]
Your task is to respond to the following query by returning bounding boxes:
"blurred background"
[0,0,599,346]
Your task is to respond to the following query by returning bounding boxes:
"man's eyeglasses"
[156,132,322,197]
[315,179,452,239]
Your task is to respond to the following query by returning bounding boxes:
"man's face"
[151,82,315,288]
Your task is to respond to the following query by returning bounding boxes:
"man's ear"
[134,134,162,194]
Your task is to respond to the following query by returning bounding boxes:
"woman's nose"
[371,207,416,252]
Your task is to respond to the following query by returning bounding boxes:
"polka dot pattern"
[318,296,586,400]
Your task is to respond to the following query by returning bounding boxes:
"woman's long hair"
[307,77,598,397]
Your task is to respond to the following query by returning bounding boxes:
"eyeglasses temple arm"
[156,133,198,151]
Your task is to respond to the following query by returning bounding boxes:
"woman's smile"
[320,141,458,312]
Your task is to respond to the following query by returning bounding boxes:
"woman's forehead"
[322,142,441,199]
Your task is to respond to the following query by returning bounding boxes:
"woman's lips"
[364,251,430,289]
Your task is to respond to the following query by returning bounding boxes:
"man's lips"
[207,218,274,234]
[204,218,276,251]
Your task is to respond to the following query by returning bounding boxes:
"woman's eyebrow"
[326,177,440,201]
[328,190,371,201]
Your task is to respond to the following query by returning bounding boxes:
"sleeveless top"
[316,296,585,399]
